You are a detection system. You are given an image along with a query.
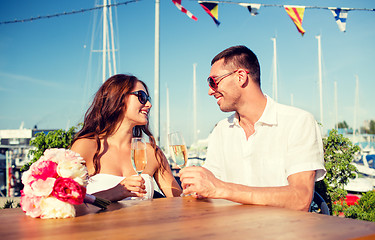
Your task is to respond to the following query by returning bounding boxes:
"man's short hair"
[211,45,261,86]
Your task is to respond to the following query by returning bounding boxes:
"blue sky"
[0,0,374,146]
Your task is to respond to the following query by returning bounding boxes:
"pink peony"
[20,190,43,218]
[31,160,58,180]
[21,170,35,195]
[52,178,86,205]
[44,148,83,163]
[30,177,56,197]
[64,149,84,162]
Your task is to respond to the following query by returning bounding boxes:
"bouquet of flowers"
[20,148,110,219]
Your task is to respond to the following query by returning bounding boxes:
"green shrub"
[315,129,360,215]
[344,191,375,222]
[21,126,77,172]
[1,199,20,209]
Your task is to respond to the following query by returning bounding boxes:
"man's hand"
[180,167,315,211]
[179,166,226,199]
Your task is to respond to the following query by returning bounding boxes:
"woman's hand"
[121,175,146,194]
[96,175,147,202]
[116,175,147,200]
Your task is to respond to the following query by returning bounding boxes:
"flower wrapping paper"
[21,148,88,219]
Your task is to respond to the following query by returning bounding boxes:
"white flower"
[57,159,88,186]
[40,197,76,219]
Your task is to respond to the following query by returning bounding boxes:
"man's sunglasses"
[207,69,239,91]
[130,90,151,104]
[207,69,249,90]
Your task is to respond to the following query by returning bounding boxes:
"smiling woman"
[70,74,182,202]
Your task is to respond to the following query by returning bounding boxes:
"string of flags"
[171,0,375,34]
[238,3,261,16]
[329,8,349,32]
[0,0,140,25]
[199,1,221,26]
[172,0,198,21]
[1,0,372,31]
[284,5,306,36]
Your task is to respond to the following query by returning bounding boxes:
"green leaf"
[344,191,375,222]
[317,129,360,215]
[21,126,77,172]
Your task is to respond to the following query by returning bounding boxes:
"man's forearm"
[216,171,316,211]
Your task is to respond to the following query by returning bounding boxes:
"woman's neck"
[107,121,134,149]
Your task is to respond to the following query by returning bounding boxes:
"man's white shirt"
[203,95,326,187]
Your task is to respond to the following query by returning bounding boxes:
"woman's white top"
[86,173,154,200]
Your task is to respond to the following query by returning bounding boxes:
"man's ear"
[238,69,249,88]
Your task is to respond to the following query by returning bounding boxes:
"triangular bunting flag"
[329,7,349,32]
[238,3,261,16]
[284,5,306,36]
[199,1,220,26]
[171,0,198,21]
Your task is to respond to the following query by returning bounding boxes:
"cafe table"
[1,197,375,240]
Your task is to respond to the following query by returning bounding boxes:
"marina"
[1,126,375,199]
[345,133,375,193]
[0,127,56,197]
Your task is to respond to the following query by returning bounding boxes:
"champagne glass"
[168,132,190,196]
[131,137,148,200]
[168,132,188,169]
[131,137,147,175]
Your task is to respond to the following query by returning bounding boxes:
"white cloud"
[0,71,62,88]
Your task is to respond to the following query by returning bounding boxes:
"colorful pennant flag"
[171,0,198,21]
[329,7,349,32]
[238,3,261,16]
[284,5,306,36]
[199,1,220,26]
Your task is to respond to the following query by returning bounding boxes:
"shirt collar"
[228,95,277,127]
[257,95,277,126]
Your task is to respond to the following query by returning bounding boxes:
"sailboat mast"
[193,63,197,144]
[334,81,338,130]
[166,85,170,152]
[290,94,294,106]
[353,75,359,137]
[271,37,278,102]
[102,0,108,83]
[154,0,160,144]
[108,1,117,75]
[316,35,323,128]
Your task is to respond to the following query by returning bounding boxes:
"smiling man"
[179,45,326,211]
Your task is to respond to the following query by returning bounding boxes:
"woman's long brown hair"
[71,74,167,176]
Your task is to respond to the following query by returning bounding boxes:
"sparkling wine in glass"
[168,132,188,169]
[168,132,191,197]
[131,137,147,175]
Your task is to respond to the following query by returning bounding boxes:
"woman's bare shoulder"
[71,138,97,161]
[71,138,97,151]
[145,143,159,162]
[146,143,168,165]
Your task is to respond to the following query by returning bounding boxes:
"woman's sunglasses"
[130,90,151,104]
